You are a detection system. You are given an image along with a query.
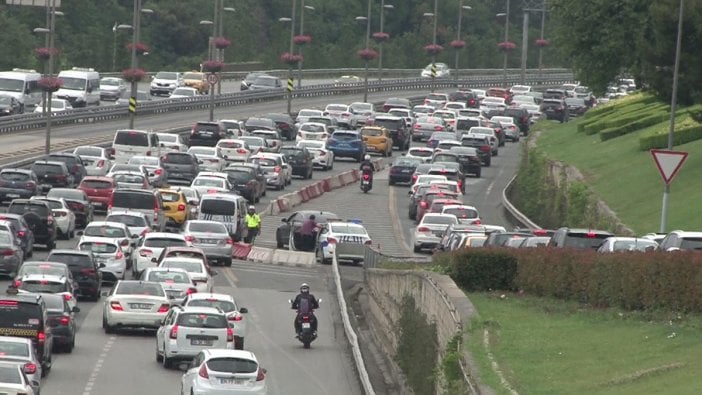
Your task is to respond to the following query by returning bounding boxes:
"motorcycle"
[360,171,372,193]
[289,298,322,349]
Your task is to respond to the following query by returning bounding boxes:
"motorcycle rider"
[359,154,377,189]
[291,283,320,336]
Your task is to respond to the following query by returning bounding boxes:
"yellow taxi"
[360,126,393,157]
[182,71,209,94]
[158,188,192,227]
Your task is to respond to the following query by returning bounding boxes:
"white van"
[197,193,249,241]
[111,129,162,164]
[56,67,100,107]
[0,69,42,112]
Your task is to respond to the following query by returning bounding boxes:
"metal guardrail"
[0,71,575,134]
[502,174,541,229]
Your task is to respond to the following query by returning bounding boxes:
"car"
[0,336,43,392]
[104,210,153,242]
[150,71,183,96]
[413,213,459,252]
[296,140,334,170]
[244,117,279,135]
[510,84,532,95]
[155,189,191,228]
[316,220,372,265]
[410,174,448,195]
[46,188,93,229]
[479,97,507,113]
[73,146,112,177]
[46,249,102,300]
[423,93,450,109]
[467,128,498,156]
[161,152,201,185]
[441,204,481,225]
[140,267,196,305]
[217,120,244,139]
[519,103,544,123]
[511,94,537,106]
[240,72,268,91]
[408,183,452,220]
[222,165,265,203]
[541,98,569,123]
[307,115,338,133]
[191,175,232,196]
[596,237,659,253]
[156,305,234,369]
[658,230,702,252]
[409,163,437,185]
[248,75,283,91]
[426,131,457,150]
[216,139,252,164]
[157,133,189,153]
[99,77,127,101]
[486,87,512,102]
[238,136,270,154]
[405,147,435,163]
[181,220,234,267]
[151,246,208,268]
[448,146,482,178]
[196,194,249,241]
[29,196,76,240]
[107,163,150,182]
[388,157,422,185]
[128,156,168,187]
[0,95,22,116]
[565,97,588,117]
[190,121,230,148]
[296,122,330,143]
[547,228,614,250]
[276,210,339,250]
[115,90,152,106]
[0,168,39,202]
[421,62,450,78]
[43,152,87,184]
[182,71,209,94]
[412,116,447,142]
[324,103,357,129]
[0,291,53,373]
[169,87,199,99]
[360,126,393,157]
[501,106,531,136]
[261,113,296,141]
[248,154,289,190]
[79,219,134,254]
[544,88,568,100]
[428,197,464,216]
[181,292,248,349]
[279,146,314,179]
[0,360,39,395]
[16,272,77,309]
[334,75,361,85]
[0,214,34,259]
[460,134,492,166]
[434,140,462,154]
[7,199,57,250]
[490,115,521,142]
[426,162,466,193]
[134,232,191,276]
[13,262,73,289]
[0,230,23,277]
[41,292,79,354]
[412,104,436,117]
[30,160,74,192]
[371,115,410,150]
[33,98,73,113]
[78,176,116,213]
[188,146,226,172]
[436,223,487,251]
[158,257,214,293]
[110,171,150,190]
[518,236,551,248]
[102,280,171,333]
[248,129,283,153]
[448,90,480,108]
[327,130,365,162]
[295,108,324,125]
[77,238,128,282]
[381,97,411,113]
[349,102,375,126]
[180,349,267,395]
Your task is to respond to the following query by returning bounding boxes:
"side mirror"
[131,234,139,239]
[99,263,106,268]
[239,307,248,314]
[72,306,80,313]
[151,257,158,263]
[76,230,84,236]
[120,239,129,247]
[188,199,198,205]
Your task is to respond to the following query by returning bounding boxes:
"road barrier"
[502,174,541,229]
[246,246,274,264]
[270,249,316,267]
[232,242,253,260]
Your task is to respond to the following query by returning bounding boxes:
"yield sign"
[650,149,688,185]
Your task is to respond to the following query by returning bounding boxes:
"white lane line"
[484,167,505,198]
[82,336,116,395]
[388,185,412,254]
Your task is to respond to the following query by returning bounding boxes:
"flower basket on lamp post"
[293,35,312,45]
[497,41,517,52]
[213,37,231,50]
[34,47,59,61]
[202,60,224,73]
[126,42,150,55]
[372,32,390,43]
[535,38,550,48]
[38,77,63,93]
[450,40,466,50]
[280,52,303,66]
[357,48,379,61]
[122,68,147,83]
[424,44,444,56]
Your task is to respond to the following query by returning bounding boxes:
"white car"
[472,89,486,100]
[423,92,449,108]
[519,103,543,123]
[421,62,450,78]
[406,147,435,163]
[99,77,127,101]
[431,109,458,131]
[158,257,213,293]
[295,108,324,124]
[17,273,78,313]
[157,306,234,369]
[187,146,226,172]
[324,103,357,128]
[490,116,520,142]
[510,84,532,95]
[29,196,75,240]
[596,237,659,253]
[480,97,507,113]
[457,108,487,119]
[411,104,435,117]
[79,220,135,256]
[102,280,172,333]
[444,101,467,111]
[349,102,375,126]
[169,87,199,99]
[511,95,537,106]
[110,170,149,189]
[248,153,292,189]
[157,133,188,153]
[180,349,268,395]
[467,127,499,155]
[0,361,37,395]
[190,175,232,196]
[0,337,42,394]
[296,122,329,142]
[216,139,251,163]
[141,267,196,304]
[150,71,183,96]
[411,175,448,194]
[441,204,481,225]
[134,232,191,275]
[316,220,371,265]
[296,140,334,170]
[182,292,248,350]
[78,237,128,281]
[73,146,112,176]
[128,155,168,187]
[434,140,462,153]
[248,129,283,152]
[413,213,459,253]
[33,98,72,113]
[387,108,415,128]
[428,180,463,196]
[105,210,153,240]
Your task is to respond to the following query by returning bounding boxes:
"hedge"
[582,104,668,135]
[638,123,702,150]
[582,93,656,120]
[599,111,670,141]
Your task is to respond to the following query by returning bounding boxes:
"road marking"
[485,167,505,198]
[82,336,116,395]
[222,267,239,287]
[388,185,412,254]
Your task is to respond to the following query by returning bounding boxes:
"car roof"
[78,236,120,245]
[48,249,92,256]
[86,221,127,228]
[179,306,223,315]
[187,292,235,301]
[21,273,66,282]
[145,232,186,239]
[202,348,258,361]
[162,257,205,264]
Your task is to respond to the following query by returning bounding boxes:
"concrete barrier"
[271,249,316,267]
[246,246,274,264]
[321,178,333,192]
[339,171,355,186]
[276,197,290,213]
[328,176,342,189]
[298,188,310,203]
[232,242,252,260]
[351,169,360,182]
[306,185,320,199]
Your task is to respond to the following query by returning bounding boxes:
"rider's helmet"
[364,154,371,161]
[300,283,310,293]
[248,205,256,213]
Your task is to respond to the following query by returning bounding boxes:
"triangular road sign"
[650,149,688,185]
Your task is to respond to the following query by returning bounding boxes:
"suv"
[46,249,102,301]
[0,291,53,373]
[244,117,278,134]
[448,90,480,108]
[327,130,366,162]
[279,146,314,179]
[0,214,34,258]
[541,99,569,123]
[160,152,200,185]
[7,199,57,249]
[45,153,87,184]
[156,306,234,368]
[182,71,209,94]
[150,71,183,96]
[502,106,531,136]
[108,189,166,231]
[548,228,614,250]
[189,121,230,147]
[657,231,702,251]
[0,168,39,202]
[31,160,74,192]
[372,115,410,150]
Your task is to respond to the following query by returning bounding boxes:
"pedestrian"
[299,214,320,251]
[244,205,261,244]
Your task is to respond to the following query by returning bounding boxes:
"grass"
[535,103,702,233]
[467,292,702,395]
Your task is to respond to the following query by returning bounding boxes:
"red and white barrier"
[247,246,274,264]
[232,242,252,260]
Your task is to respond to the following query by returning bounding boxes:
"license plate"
[129,303,152,310]
[6,193,19,198]
[433,231,443,236]
[200,239,218,244]
[91,202,101,207]
[220,378,246,385]
[302,322,311,329]
[401,169,412,173]
[190,339,213,346]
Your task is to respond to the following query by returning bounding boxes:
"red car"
[415,190,460,223]
[77,176,115,212]
[428,198,463,215]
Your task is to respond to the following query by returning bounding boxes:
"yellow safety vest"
[245,213,261,228]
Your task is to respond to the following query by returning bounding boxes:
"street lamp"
[453,3,471,83]
[423,0,439,93]
[296,3,315,88]
[280,0,297,115]
[113,24,133,71]
[33,2,62,155]
[377,3,393,82]
[199,20,215,61]
[218,7,236,95]
[127,2,154,129]
[356,0,372,102]
[497,0,511,88]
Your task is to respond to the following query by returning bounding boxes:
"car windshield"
[106,214,147,228]
[147,271,190,284]
[206,357,258,374]
[409,150,433,158]
[144,237,187,248]
[393,158,421,167]
[329,224,367,235]
[0,78,24,92]
[0,172,30,181]
[612,240,658,252]
[249,158,277,167]
[443,207,478,219]
[327,105,347,112]
[60,77,86,91]
[156,72,177,80]
[79,242,118,254]
[163,153,193,164]
[0,341,29,358]
[115,282,165,296]
[128,157,159,166]
[31,163,62,173]
[193,178,225,187]
[253,77,277,86]
[19,264,65,277]
[47,189,84,201]
[100,79,121,86]
[75,147,103,157]
[298,110,322,117]
[20,280,65,294]
[188,222,226,233]
[300,124,324,133]
[679,238,702,250]
[422,216,458,225]
[332,132,358,141]
[565,98,586,106]
[0,366,22,385]
[157,134,177,143]
[218,141,244,149]
[350,103,372,112]
[189,147,216,156]
[114,174,145,184]
[187,299,236,312]
[177,313,227,328]
[160,260,203,273]
[360,128,383,137]
[240,137,264,147]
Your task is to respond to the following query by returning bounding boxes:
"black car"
[460,135,492,167]
[46,250,102,301]
[448,147,482,178]
[448,90,480,108]
[280,146,314,179]
[0,213,34,259]
[263,113,296,141]
[382,97,411,112]
[370,115,410,150]
[485,231,534,247]
[7,199,56,250]
[503,106,531,136]
[0,290,53,372]
[0,95,22,116]
[30,160,74,192]
[189,121,230,147]
[222,165,265,203]
[244,117,278,134]
[240,72,268,91]
[45,153,87,184]
[541,99,569,123]
[427,162,466,194]
[46,188,94,229]
[41,293,78,353]
[565,98,588,117]
[275,210,339,250]
[161,152,200,185]
[388,157,422,185]
[0,168,39,202]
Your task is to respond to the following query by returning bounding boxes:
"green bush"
[582,105,667,135]
[639,124,702,150]
[396,296,438,395]
[599,112,670,141]
[445,248,518,291]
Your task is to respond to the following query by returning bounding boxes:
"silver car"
[0,230,22,277]
[128,156,169,187]
[412,116,448,142]
[140,267,196,305]
[73,146,113,176]
[181,220,233,266]
[413,213,459,253]
[248,130,282,153]
[0,337,42,393]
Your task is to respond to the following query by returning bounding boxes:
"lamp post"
[423,0,439,93]
[127,1,154,129]
[453,3,471,83]
[356,0,372,103]
[34,1,62,155]
[218,7,235,95]
[538,0,547,76]
[280,0,297,115]
[199,20,217,122]
[497,0,511,88]
[377,2,393,82]
[113,23,133,71]
[296,3,314,88]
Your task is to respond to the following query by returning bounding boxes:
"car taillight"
[110,301,123,311]
[185,235,196,242]
[37,331,45,344]
[13,280,21,288]
[97,159,105,168]
[473,219,481,225]
[63,293,72,301]
[226,327,234,342]
[115,250,124,259]
[110,147,115,156]
[256,367,266,381]
[226,238,233,245]
[434,126,444,131]
[417,226,430,233]
[154,169,163,175]
[186,287,197,295]
[411,174,418,183]
[170,324,178,339]
[274,166,281,173]
[237,148,247,154]
[480,145,490,152]
[420,201,428,208]
[139,249,153,257]
[60,316,70,326]
[157,304,170,313]
[80,268,96,275]
[177,204,186,211]
[457,181,462,190]
[23,362,37,375]
[327,237,337,244]
[25,182,35,189]
[198,364,209,379]
[229,315,243,321]
[414,124,421,129]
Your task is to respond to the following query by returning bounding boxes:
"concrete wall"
[365,269,491,395]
